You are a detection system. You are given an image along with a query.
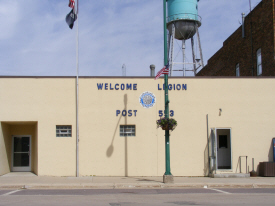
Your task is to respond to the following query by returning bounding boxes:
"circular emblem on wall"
[139,91,156,108]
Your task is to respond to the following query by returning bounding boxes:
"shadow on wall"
[209,129,216,175]
[203,115,211,177]
[268,138,275,162]
[1,123,11,174]
[106,94,128,176]
[251,138,275,175]
[235,157,242,173]
[203,143,209,176]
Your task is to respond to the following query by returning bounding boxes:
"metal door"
[12,136,31,172]
[215,129,232,170]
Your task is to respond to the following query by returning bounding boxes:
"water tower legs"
[168,23,204,76]
[191,37,196,75]
[196,25,204,68]
[169,24,175,77]
[182,40,186,76]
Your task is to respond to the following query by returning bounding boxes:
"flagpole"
[76,0,79,177]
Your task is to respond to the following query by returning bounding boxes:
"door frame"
[11,135,32,172]
[215,128,232,170]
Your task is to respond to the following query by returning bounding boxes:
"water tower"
[167,0,204,76]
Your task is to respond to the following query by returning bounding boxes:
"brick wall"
[197,0,275,76]
[273,0,275,59]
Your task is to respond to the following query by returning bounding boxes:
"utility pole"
[163,0,173,183]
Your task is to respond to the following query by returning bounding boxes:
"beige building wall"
[0,77,275,176]
[0,78,77,176]
[0,123,10,175]
[79,78,275,176]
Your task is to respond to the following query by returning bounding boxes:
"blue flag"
[66,9,77,29]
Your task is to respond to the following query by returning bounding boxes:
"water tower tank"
[167,0,201,40]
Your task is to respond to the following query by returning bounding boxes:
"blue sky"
[0,0,261,76]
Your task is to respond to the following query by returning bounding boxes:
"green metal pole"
[163,0,171,176]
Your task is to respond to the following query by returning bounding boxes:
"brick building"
[197,0,275,76]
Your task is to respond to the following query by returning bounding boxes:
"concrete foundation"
[163,175,174,183]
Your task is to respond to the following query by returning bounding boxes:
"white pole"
[75,0,79,177]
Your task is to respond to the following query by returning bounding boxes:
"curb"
[1,183,275,190]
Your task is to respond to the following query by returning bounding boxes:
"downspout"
[207,114,210,176]
[242,13,245,38]
[249,0,254,76]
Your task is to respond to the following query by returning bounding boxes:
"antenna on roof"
[122,64,126,76]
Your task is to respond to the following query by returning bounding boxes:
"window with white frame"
[236,63,240,77]
[120,125,135,137]
[257,48,262,76]
[56,125,72,137]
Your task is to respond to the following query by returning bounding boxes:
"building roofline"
[0,75,275,79]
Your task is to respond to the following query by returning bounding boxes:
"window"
[219,135,228,148]
[236,63,240,77]
[257,48,262,76]
[56,125,72,137]
[120,125,135,137]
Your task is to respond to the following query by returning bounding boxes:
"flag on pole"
[66,9,77,29]
[68,0,75,9]
[155,64,169,80]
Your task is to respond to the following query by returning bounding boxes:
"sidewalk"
[1,173,275,189]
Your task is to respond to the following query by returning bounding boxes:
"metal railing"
[237,156,248,173]
[167,13,202,23]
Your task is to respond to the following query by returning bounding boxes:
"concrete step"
[211,173,250,178]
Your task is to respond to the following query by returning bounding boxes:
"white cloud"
[0,1,20,39]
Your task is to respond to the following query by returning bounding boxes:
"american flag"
[155,64,169,80]
[68,0,75,9]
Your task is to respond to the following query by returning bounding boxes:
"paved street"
[1,173,275,205]
[1,188,275,206]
